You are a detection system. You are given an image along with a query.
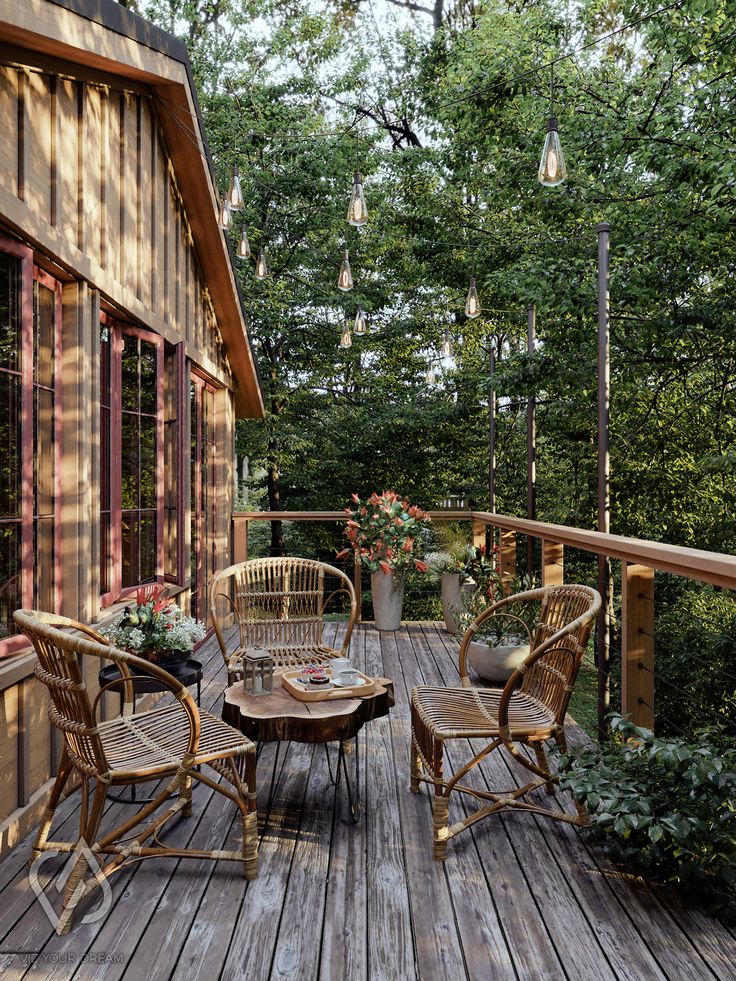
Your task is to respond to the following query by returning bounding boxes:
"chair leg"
[181,772,193,817]
[410,738,422,794]
[58,779,108,934]
[31,751,73,864]
[432,791,450,862]
[533,743,554,794]
[242,810,259,880]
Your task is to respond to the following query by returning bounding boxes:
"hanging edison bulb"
[227,163,244,210]
[354,306,367,335]
[337,250,354,291]
[237,225,251,259]
[426,363,436,385]
[442,327,453,357]
[254,248,270,281]
[538,118,567,187]
[219,197,231,231]
[347,171,368,226]
[339,320,352,348]
[465,278,480,318]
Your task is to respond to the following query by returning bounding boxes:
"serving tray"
[281,669,376,702]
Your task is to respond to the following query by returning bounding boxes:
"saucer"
[332,677,365,688]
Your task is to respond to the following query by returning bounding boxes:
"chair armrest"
[496,641,580,736]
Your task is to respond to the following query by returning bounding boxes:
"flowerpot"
[138,652,190,677]
[441,573,475,636]
[371,569,406,631]
[466,638,530,684]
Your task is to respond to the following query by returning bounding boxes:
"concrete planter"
[466,637,530,684]
[371,569,406,631]
[440,573,475,636]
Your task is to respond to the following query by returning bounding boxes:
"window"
[191,374,216,622]
[0,240,61,656]
[163,344,185,583]
[100,319,164,603]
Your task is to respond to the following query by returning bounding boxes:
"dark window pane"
[139,340,156,414]
[100,511,110,594]
[121,413,139,510]
[33,282,55,389]
[0,523,21,640]
[0,253,20,373]
[139,415,156,509]
[34,386,55,517]
[100,405,110,511]
[121,335,138,411]
[121,513,138,588]
[100,325,110,407]
[139,512,156,583]
[0,371,21,518]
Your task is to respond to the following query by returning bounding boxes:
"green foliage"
[558,715,736,917]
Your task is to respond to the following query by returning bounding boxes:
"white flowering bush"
[103,585,206,664]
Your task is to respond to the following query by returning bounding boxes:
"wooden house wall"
[0,56,239,852]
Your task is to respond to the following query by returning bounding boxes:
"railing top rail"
[233,510,475,522]
[471,512,736,591]
[232,509,736,591]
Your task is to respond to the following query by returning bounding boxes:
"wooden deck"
[0,623,734,981]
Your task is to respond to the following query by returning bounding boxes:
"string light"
[354,306,367,334]
[237,225,251,259]
[255,248,270,280]
[227,163,244,210]
[339,320,353,348]
[538,66,568,187]
[218,197,231,230]
[338,250,354,291]
[442,328,453,357]
[347,171,368,226]
[465,278,480,318]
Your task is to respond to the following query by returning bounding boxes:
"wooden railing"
[232,509,736,733]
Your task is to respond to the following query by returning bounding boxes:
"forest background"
[127,0,734,737]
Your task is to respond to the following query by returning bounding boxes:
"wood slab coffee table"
[222,675,394,822]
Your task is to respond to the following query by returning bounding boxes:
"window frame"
[0,237,63,658]
[100,316,165,607]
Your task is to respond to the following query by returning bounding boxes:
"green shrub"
[558,715,736,919]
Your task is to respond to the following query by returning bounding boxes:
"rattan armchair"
[210,557,358,684]
[410,584,601,860]
[14,610,258,934]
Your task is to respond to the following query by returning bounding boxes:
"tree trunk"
[266,440,285,556]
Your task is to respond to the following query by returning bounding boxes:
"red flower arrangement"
[336,491,431,574]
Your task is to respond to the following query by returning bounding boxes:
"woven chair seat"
[99,704,253,777]
[228,644,340,675]
[412,685,556,740]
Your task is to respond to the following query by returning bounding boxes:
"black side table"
[97,658,203,803]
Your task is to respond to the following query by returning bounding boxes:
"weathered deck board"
[0,623,733,981]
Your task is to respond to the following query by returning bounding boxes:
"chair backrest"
[13,610,112,777]
[210,557,357,663]
[459,584,601,723]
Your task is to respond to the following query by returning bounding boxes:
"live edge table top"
[222,675,395,744]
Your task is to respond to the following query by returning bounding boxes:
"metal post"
[489,342,496,513]
[596,222,611,741]
[526,304,536,577]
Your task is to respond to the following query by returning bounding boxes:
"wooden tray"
[281,669,376,702]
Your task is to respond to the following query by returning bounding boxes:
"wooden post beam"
[232,518,248,565]
[621,563,655,730]
[542,541,564,587]
[471,518,486,551]
[499,530,516,594]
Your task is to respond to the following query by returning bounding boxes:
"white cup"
[330,658,350,675]
[338,667,359,686]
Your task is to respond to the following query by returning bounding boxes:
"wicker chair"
[410,584,601,860]
[14,610,258,934]
[210,557,358,684]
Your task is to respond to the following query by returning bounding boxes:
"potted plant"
[102,585,206,675]
[457,574,535,684]
[337,491,430,631]
[424,548,475,636]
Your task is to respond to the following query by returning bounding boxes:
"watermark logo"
[28,839,113,932]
